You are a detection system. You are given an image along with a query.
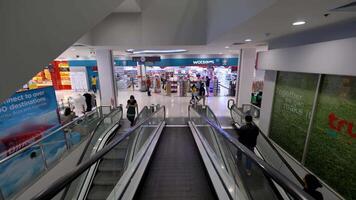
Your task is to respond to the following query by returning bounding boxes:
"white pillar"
[259,70,277,135]
[96,49,117,107]
[236,48,256,107]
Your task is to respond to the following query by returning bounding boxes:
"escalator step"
[98,158,124,172]
[87,185,114,200]
[93,171,122,185]
[104,148,127,159]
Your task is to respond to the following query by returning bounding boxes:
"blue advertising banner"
[0,86,60,156]
[0,86,64,198]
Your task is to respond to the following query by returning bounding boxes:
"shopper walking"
[303,174,323,200]
[126,95,138,127]
[236,115,259,176]
[91,75,97,93]
[83,93,93,112]
[146,77,152,96]
[199,83,206,106]
[190,84,199,104]
[205,76,211,96]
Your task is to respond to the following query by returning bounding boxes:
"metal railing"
[189,105,312,200]
[0,106,120,200]
[31,105,166,200]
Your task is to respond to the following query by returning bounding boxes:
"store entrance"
[114,64,238,98]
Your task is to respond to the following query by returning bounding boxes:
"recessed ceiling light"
[219,52,223,55]
[225,46,230,49]
[292,21,306,26]
[245,39,252,42]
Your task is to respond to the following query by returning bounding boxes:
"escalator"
[134,127,217,200]
[62,106,154,200]
[31,105,312,200]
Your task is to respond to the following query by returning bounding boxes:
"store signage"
[192,60,215,65]
[328,112,356,139]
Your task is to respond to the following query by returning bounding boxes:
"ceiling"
[58,0,356,60]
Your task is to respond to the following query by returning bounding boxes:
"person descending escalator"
[236,115,259,176]
[303,174,323,200]
[126,95,138,126]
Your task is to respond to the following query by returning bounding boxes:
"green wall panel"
[270,72,318,161]
[305,75,356,199]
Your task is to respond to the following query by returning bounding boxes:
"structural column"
[236,48,256,107]
[259,70,277,135]
[96,49,117,107]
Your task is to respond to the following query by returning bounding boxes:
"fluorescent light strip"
[292,21,306,26]
[126,49,187,54]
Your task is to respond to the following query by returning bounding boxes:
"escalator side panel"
[134,127,217,200]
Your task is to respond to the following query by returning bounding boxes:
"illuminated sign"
[192,60,215,65]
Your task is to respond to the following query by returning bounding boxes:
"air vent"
[232,42,245,45]
[331,1,356,12]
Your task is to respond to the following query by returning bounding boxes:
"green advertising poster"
[270,72,319,161]
[305,75,356,199]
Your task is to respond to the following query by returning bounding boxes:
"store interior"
[22,53,265,117]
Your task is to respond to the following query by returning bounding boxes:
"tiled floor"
[117,90,234,118]
[55,89,235,124]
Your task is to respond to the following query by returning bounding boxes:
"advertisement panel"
[0,86,63,198]
[0,86,60,157]
[306,75,356,199]
[269,72,318,161]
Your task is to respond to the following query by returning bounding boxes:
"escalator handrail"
[229,104,305,186]
[31,106,166,200]
[77,105,123,163]
[192,108,312,200]
[0,106,104,165]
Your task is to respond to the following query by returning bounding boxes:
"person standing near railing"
[303,174,323,200]
[236,115,259,176]
[126,95,138,126]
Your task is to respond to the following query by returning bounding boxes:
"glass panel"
[270,72,318,161]
[0,146,45,199]
[306,75,356,199]
[191,106,301,200]
[0,107,111,200]
[62,106,164,200]
[229,103,303,187]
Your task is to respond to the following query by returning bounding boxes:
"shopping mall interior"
[0,0,356,200]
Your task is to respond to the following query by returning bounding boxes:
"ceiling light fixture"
[126,49,187,54]
[292,21,306,26]
[245,39,252,42]
[225,46,230,49]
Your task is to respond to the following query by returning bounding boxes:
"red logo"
[328,112,356,138]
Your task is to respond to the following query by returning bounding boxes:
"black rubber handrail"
[191,106,313,200]
[31,106,166,200]
[229,104,305,186]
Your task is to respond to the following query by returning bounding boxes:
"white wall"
[237,48,256,107]
[91,0,207,46]
[0,0,125,102]
[97,50,117,107]
[259,70,277,134]
[258,37,356,76]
